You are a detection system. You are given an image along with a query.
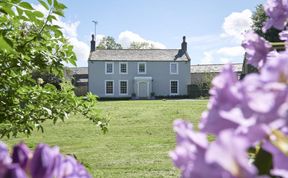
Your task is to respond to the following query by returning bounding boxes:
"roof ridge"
[92,49,180,51]
[191,63,242,66]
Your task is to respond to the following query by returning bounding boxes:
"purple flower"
[55,155,92,178]
[170,120,224,178]
[12,143,31,170]
[200,63,288,145]
[241,74,288,127]
[263,0,288,31]
[0,142,11,166]
[206,130,257,178]
[170,120,259,178]
[173,119,208,148]
[199,65,240,133]
[30,144,59,178]
[3,164,27,178]
[280,30,288,41]
[200,65,250,135]
[242,32,272,68]
[263,141,288,178]
[261,51,288,84]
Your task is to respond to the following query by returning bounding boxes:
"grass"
[3,99,208,178]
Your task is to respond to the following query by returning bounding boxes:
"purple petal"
[30,144,59,178]
[3,164,27,178]
[12,143,31,170]
[242,32,272,68]
[206,130,257,178]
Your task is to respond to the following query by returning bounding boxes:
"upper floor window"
[170,62,178,75]
[119,62,128,74]
[138,62,146,74]
[105,62,114,74]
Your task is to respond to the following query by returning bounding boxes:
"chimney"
[181,36,187,52]
[90,34,96,52]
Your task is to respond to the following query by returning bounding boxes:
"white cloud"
[118,31,166,49]
[32,4,89,67]
[95,34,105,46]
[217,46,244,57]
[194,9,252,65]
[200,49,243,64]
[221,9,253,41]
[201,51,214,64]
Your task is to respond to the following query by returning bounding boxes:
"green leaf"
[47,0,52,6]
[0,35,12,52]
[47,15,57,22]
[0,8,7,15]
[33,10,44,18]
[55,2,66,10]
[16,7,23,16]
[54,29,63,38]
[253,147,273,175]
[0,6,15,16]
[11,0,21,4]
[38,0,49,10]
[25,10,36,21]
[19,2,34,10]
[53,9,64,17]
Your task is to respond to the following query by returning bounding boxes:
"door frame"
[137,81,149,98]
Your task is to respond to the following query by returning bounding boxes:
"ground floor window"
[105,80,114,95]
[170,80,179,95]
[119,80,128,95]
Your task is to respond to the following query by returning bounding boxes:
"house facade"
[88,36,191,99]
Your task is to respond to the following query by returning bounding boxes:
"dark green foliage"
[188,85,201,98]
[253,148,274,176]
[0,0,107,137]
[200,83,209,97]
[97,36,122,50]
[251,4,282,42]
[32,71,62,90]
[129,41,154,49]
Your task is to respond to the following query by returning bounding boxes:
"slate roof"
[89,49,190,61]
[68,67,88,75]
[190,63,242,73]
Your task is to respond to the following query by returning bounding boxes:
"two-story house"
[88,36,191,99]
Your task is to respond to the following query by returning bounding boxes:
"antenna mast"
[92,20,98,45]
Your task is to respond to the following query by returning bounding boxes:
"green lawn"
[3,100,208,178]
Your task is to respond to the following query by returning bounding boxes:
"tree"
[251,4,281,42]
[242,4,284,78]
[0,0,107,137]
[97,36,122,49]
[129,41,155,49]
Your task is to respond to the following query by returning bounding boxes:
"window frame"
[137,62,146,74]
[170,62,179,75]
[105,62,114,74]
[170,80,179,95]
[105,80,114,96]
[119,62,128,74]
[119,80,128,95]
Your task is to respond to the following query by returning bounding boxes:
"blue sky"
[29,0,266,66]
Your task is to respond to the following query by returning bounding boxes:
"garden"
[3,100,208,177]
[1,0,288,177]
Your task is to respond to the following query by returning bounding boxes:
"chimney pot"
[181,36,187,52]
[90,34,96,52]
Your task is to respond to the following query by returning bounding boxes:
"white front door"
[138,81,148,98]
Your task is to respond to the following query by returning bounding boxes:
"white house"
[88,36,191,99]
